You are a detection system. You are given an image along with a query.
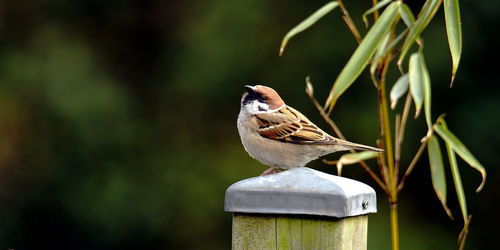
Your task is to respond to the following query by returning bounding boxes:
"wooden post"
[225,167,376,250]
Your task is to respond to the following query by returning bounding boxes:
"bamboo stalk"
[398,93,413,144]
[390,203,399,250]
[378,47,398,250]
[337,0,362,43]
[397,140,428,192]
[379,60,396,200]
[372,0,380,20]
[394,114,401,185]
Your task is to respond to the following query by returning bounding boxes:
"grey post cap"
[224,167,376,218]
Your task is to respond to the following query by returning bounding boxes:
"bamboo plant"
[279,1,486,249]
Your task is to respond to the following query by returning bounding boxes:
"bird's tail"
[336,139,384,152]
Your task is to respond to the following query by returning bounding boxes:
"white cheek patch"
[247,100,270,114]
[257,103,270,112]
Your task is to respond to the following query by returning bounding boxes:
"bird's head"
[241,85,285,113]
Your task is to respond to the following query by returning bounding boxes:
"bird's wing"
[254,106,337,145]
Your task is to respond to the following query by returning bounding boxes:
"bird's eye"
[259,96,267,102]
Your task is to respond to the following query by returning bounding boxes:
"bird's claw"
[260,166,281,176]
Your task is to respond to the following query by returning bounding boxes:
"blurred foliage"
[0,0,498,249]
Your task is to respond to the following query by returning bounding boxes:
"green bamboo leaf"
[434,119,486,192]
[409,53,423,118]
[439,117,471,249]
[399,3,422,46]
[445,138,468,223]
[382,27,408,56]
[428,134,453,219]
[444,0,462,86]
[390,73,409,109]
[362,0,392,27]
[324,2,400,111]
[336,151,379,176]
[420,0,443,29]
[459,216,472,250]
[420,52,433,131]
[399,3,416,27]
[279,1,339,56]
[398,0,443,68]
[370,32,391,85]
[441,118,472,249]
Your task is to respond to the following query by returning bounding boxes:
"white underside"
[237,107,345,169]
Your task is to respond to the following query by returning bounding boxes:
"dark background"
[0,0,498,249]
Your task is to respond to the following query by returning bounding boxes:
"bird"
[237,84,383,175]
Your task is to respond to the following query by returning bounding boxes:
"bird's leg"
[270,168,281,174]
[261,165,280,176]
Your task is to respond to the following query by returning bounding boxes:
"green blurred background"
[0,0,498,249]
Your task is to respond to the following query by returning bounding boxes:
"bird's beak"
[244,85,256,93]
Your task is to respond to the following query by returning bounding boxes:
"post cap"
[224,167,376,218]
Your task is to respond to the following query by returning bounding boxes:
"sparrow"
[237,85,383,175]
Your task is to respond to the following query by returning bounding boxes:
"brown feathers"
[253,106,338,145]
[254,85,285,110]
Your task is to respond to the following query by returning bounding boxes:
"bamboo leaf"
[442,119,472,248]
[445,137,468,223]
[399,3,422,46]
[336,151,379,176]
[324,2,400,111]
[390,73,409,109]
[409,53,423,118]
[362,0,392,27]
[370,32,391,85]
[444,0,462,86]
[434,118,486,192]
[428,134,453,219]
[399,3,416,27]
[459,216,472,250]
[279,1,339,56]
[420,52,433,131]
[398,0,443,68]
[382,27,408,57]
